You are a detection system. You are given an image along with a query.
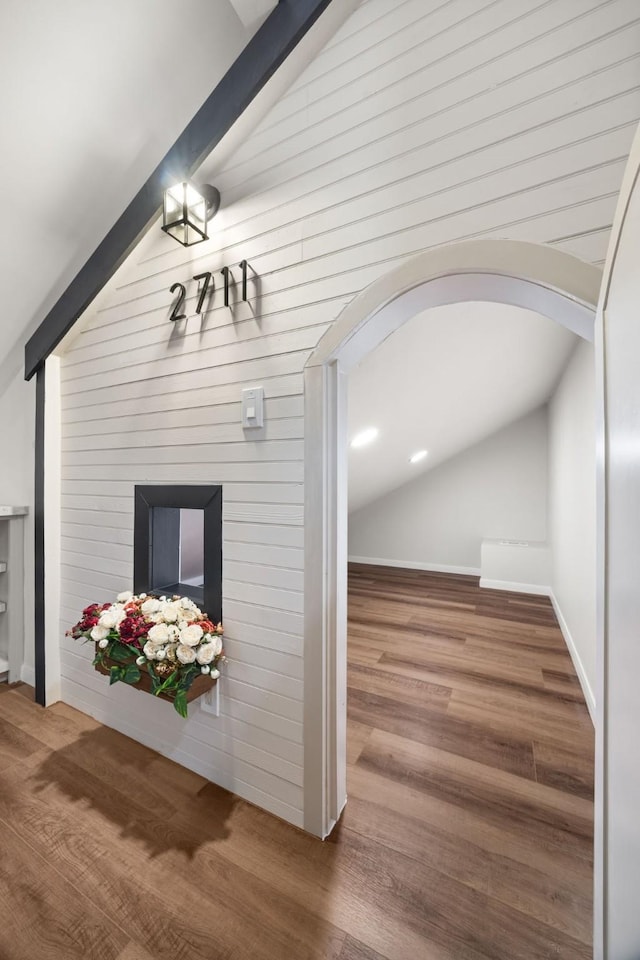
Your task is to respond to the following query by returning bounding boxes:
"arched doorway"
[302,236,602,920]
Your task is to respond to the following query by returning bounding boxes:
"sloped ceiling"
[348,301,579,514]
[0,0,275,390]
[231,0,278,29]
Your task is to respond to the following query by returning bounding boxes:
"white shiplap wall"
[58,0,640,827]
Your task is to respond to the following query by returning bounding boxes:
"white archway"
[302,238,602,843]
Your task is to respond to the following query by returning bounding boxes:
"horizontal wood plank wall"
[58,0,640,827]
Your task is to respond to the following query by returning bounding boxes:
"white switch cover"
[242,386,264,428]
[200,682,220,716]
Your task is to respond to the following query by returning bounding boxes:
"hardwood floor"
[0,566,593,959]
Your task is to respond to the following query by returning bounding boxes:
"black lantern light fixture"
[162,182,221,247]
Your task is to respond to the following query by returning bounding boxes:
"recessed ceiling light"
[409,449,428,464]
[351,427,379,448]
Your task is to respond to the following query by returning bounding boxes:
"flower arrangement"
[67,591,225,717]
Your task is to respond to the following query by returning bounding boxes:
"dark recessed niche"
[134,485,222,621]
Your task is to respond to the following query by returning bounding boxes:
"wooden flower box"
[94,645,217,704]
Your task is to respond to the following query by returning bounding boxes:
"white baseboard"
[549,591,596,725]
[478,578,595,726]
[20,663,35,686]
[479,578,552,597]
[348,556,481,576]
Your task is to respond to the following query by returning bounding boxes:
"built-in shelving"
[0,507,27,683]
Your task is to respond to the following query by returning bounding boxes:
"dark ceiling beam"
[25,0,334,381]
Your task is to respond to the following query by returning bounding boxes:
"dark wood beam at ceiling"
[25,0,334,380]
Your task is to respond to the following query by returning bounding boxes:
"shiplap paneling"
[62,374,304,419]
[57,0,640,828]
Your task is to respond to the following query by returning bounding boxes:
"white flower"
[209,635,223,656]
[136,656,146,666]
[117,590,133,603]
[180,597,197,610]
[196,643,216,665]
[147,622,170,645]
[141,598,162,615]
[155,647,167,661]
[167,624,180,640]
[161,602,180,623]
[98,638,109,649]
[210,668,220,680]
[91,624,109,642]
[139,593,147,599]
[179,624,203,647]
[99,605,126,629]
[143,640,159,659]
[200,665,210,675]
[176,644,196,664]
[165,643,178,661]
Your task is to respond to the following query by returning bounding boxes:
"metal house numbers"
[168,260,252,321]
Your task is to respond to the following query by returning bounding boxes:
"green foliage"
[173,689,188,718]
[153,669,180,697]
[109,665,123,685]
[122,664,141,685]
[109,641,136,663]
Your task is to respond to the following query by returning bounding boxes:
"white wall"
[0,0,272,681]
[0,0,259,375]
[0,371,35,672]
[52,0,639,830]
[548,340,596,708]
[349,408,548,572]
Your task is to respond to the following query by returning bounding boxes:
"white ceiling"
[347,301,579,514]
[230,0,277,29]
[0,0,275,391]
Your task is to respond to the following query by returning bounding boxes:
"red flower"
[119,617,138,641]
[118,615,153,649]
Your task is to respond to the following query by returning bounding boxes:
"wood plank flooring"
[0,566,593,959]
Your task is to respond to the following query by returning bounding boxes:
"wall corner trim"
[479,578,595,725]
[549,590,596,725]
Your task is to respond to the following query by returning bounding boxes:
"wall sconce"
[162,182,221,247]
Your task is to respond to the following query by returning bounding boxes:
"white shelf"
[0,510,26,682]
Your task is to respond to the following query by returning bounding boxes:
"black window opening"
[134,485,222,622]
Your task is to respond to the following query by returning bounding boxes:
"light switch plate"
[241,386,264,428]
[200,682,220,716]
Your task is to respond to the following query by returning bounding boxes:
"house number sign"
[168,259,253,321]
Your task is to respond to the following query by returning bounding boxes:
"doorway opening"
[302,238,602,938]
[343,297,595,953]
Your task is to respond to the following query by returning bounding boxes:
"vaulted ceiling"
[347,301,580,513]
[0,0,276,388]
